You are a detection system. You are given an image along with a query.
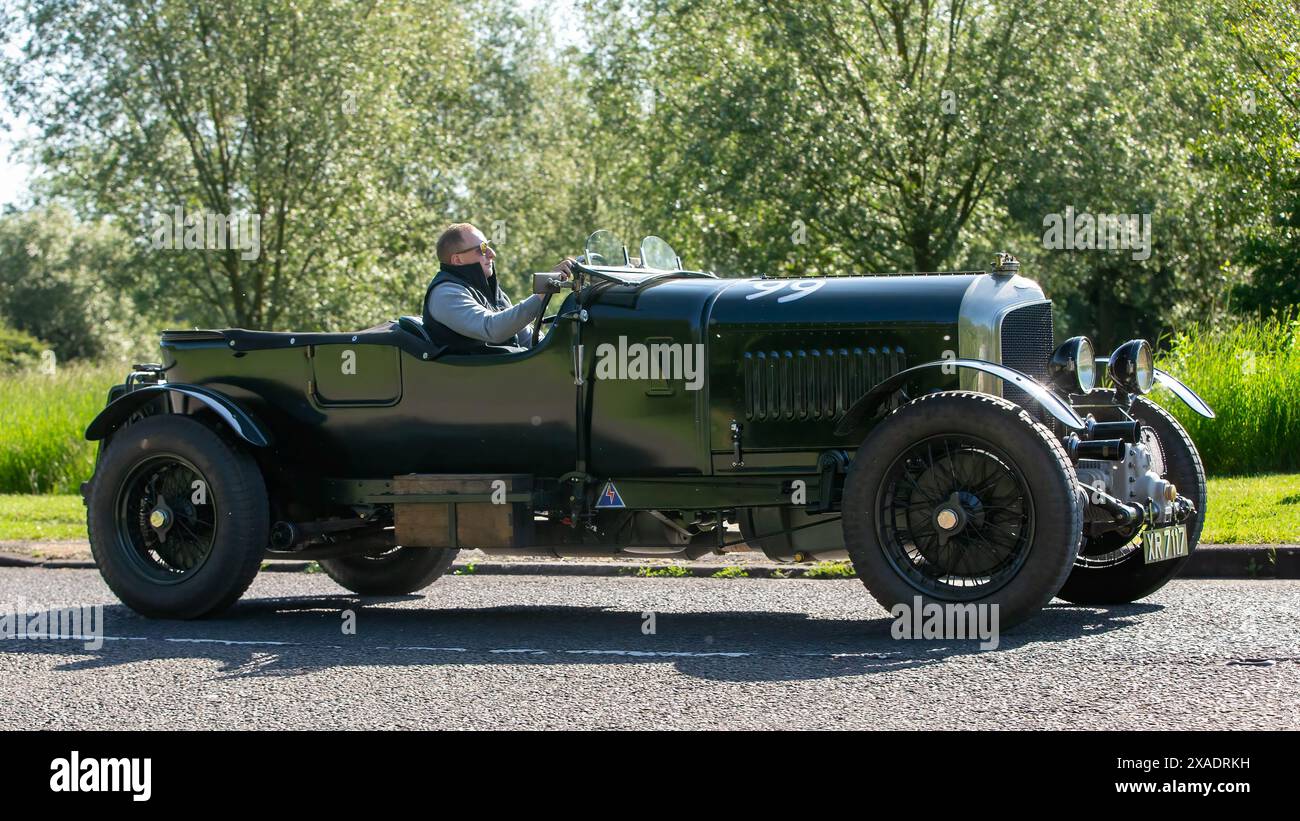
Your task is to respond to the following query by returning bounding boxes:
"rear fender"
[84,384,272,448]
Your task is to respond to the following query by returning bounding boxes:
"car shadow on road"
[1,595,1164,684]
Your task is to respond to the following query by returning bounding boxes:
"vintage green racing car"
[82,230,1215,627]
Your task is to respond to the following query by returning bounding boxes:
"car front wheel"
[841,391,1083,629]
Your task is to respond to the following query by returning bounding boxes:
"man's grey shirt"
[426,281,543,348]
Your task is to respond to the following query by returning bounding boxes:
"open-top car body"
[83,231,1214,626]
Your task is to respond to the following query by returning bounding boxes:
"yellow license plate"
[1142,523,1189,564]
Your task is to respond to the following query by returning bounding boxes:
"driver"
[423,223,574,354]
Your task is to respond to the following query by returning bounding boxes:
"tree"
[3,0,471,330]
[999,0,1248,345]
[584,0,1102,277]
[0,205,142,361]
[1215,0,1300,315]
[582,0,1278,346]
[419,0,601,298]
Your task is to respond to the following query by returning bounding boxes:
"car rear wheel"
[87,415,269,619]
[318,546,458,595]
[841,391,1083,629]
[1056,389,1206,605]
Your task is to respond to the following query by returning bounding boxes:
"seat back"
[397,315,433,343]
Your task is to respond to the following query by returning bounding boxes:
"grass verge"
[1199,474,1300,544]
[0,363,120,494]
[0,493,86,541]
[1155,316,1300,476]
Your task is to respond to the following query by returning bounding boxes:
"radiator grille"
[999,302,1054,412]
[742,346,905,422]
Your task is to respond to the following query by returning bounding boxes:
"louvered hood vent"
[742,346,906,422]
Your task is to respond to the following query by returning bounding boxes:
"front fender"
[834,359,1087,436]
[84,384,272,447]
[1095,357,1216,419]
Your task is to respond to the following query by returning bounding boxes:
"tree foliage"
[0,205,141,361]
[1215,0,1300,316]
[0,0,1294,341]
[4,0,472,329]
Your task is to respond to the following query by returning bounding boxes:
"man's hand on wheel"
[552,257,578,290]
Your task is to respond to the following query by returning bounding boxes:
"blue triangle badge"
[596,481,626,509]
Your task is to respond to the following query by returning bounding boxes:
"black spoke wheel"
[88,415,269,619]
[114,455,218,583]
[1056,389,1207,604]
[878,436,1035,600]
[842,392,1083,629]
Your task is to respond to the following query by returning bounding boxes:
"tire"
[319,546,458,595]
[87,415,269,619]
[841,391,1083,629]
[1056,389,1207,605]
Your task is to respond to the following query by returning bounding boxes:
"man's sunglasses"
[455,240,493,257]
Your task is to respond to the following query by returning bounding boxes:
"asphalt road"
[1,568,1297,730]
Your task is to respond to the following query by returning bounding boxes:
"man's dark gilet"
[422,262,527,354]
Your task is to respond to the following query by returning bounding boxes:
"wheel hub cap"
[148,496,174,542]
[932,492,972,545]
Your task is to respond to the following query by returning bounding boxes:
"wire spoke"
[879,434,1034,596]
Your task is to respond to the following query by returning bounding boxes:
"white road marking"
[388,645,468,652]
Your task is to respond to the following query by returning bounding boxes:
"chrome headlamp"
[1109,339,1155,395]
[1049,336,1097,394]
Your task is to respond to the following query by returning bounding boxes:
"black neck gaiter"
[438,261,499,304]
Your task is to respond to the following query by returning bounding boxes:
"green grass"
[0,493,86,540]
[1199,474,1300,544]
[803,560,857,578]
[635,565,691,577]
[0,362,121,494]
[1155,316,1300,476]
[711,565,749,578]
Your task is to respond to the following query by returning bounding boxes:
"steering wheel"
[531,254,590,347]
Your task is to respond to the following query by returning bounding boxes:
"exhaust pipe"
[266,529,396,560]
[1078,481,1145,528]
[270,517,380,551]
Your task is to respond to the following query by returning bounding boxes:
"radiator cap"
[991,252,1020,278]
